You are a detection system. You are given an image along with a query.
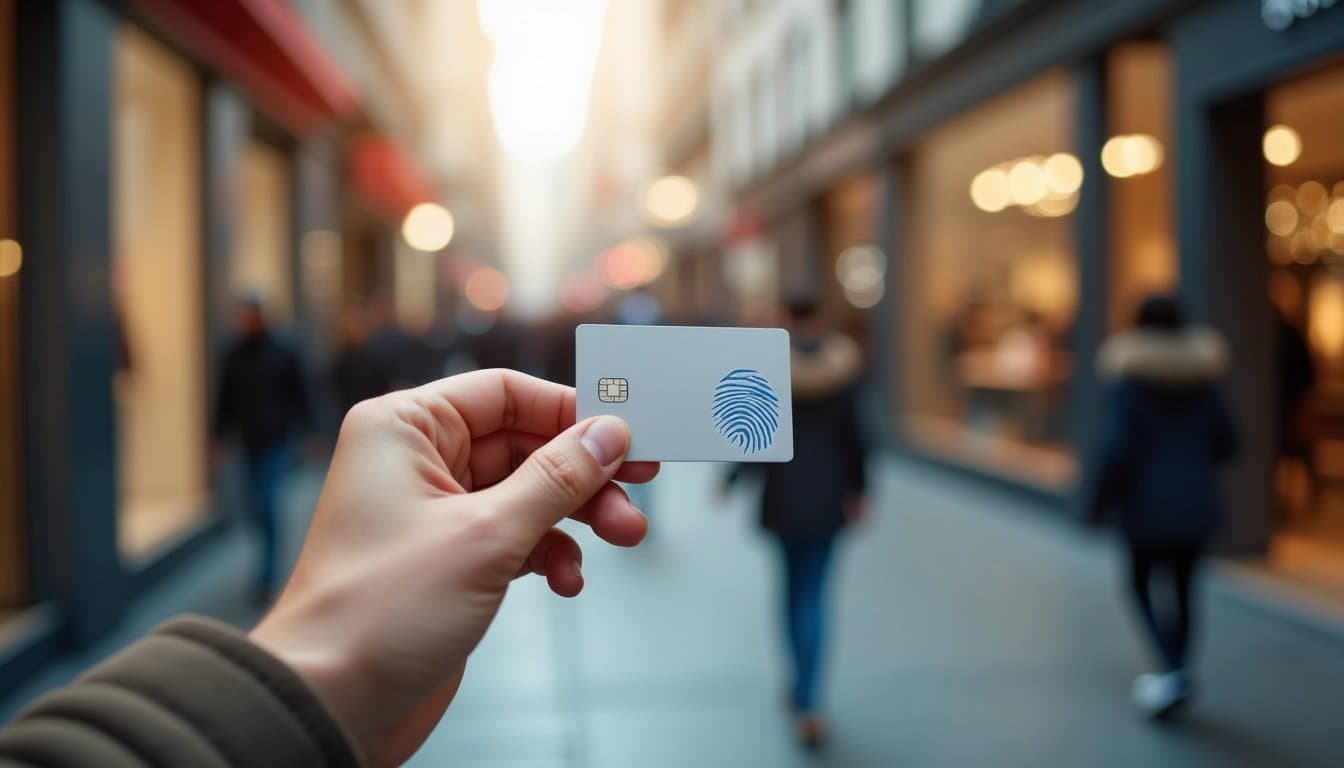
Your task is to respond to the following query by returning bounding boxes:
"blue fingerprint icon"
[712,368,780,454]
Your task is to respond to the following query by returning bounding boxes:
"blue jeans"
[245,444,291,594]
[778,535,836,713]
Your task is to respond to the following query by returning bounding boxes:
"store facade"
[738,0,1344,590]
[1,0,356,691]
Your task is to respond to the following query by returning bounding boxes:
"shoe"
[1131,671,1191,719]
[795,715,827,750]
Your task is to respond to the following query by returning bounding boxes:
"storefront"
[732,0,1344,606]
[2,0,355,691]
[1169,0,1344,584]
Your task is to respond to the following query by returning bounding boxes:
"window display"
[900,72,1078,486]
[113,25,208,560]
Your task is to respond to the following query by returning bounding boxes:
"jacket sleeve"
[0,616,364,768]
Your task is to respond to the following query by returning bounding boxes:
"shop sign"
[1263,0,1339,32]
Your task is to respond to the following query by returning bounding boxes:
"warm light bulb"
[970,168,1010,212]
[643,175,699,227]
[0,240,20,278]
[1264,125,1302,167]
[1043,153,1084,196]
[401,203,455,252]
[1008,159,1047,206]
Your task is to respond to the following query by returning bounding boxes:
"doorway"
[1262,58,1344,597]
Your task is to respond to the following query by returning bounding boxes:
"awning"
[347,135,439,222]
[133,0,359,134]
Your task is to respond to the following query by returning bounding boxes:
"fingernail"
[580,416,628,468]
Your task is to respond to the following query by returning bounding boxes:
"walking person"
[214,296,313,604]
[722,297,868,749]
[1089,294,1238,718]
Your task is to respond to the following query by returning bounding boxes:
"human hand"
[248,370,657,767]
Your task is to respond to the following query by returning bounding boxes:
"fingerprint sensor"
[598,377,629,403]
[711,368,780,454]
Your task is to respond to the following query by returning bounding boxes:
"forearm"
[0,617,363,768]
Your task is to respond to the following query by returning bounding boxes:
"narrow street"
[8,457,1343,767]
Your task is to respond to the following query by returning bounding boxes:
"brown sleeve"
[0,616,364,768]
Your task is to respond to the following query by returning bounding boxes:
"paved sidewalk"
[5,457,1344,766]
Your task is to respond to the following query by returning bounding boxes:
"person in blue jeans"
[723,297,868,749]
[214,296,313,603]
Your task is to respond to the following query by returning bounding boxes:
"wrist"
[250,595,378,761]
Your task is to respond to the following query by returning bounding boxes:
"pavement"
[4,456,1344,767]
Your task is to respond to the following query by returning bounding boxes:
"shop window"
[234,140,294,324]
[113,26,208,561]
[900,71,1078,487]
[0,0,24,615]
[1107,43,1176,328]
[822,173,883,339]
[1263,59,1344,589]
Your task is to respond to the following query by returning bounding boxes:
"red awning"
[348,135,439,222]
[133,0,359,134]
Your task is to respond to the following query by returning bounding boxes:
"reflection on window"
[113,26,208,561]
[901,72,1078,487]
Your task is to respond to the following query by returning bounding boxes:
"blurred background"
[3,0,1344,765]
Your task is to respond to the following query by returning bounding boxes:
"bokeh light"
[1296,181,1328,216]
[1328,199,1344,235]
[970,168,1010,212]
[0,240,21,278]
[1043,153,1083,196]
[1263,124,1302,167]
[1101,134,1163,178]
[1008,159,1047,206]
[600,237,668,290]
[401,203,455,252]
[643,175,700,227]
[1266,200,1299,236]
[464,265,510,311]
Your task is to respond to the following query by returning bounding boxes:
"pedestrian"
[329,306,377,419]
[722,296,868,749]
[213,295,313,604]
[1089,294,1238,719]
[0,371,654,768]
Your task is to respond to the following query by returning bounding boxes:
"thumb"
[485,415,630,536]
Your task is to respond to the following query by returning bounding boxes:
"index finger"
[412,368,576,439]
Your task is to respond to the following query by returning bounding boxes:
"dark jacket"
[0,617,363,767]
[1089,328,1238,543]
[730,334,868,539]
[214,332,312,456]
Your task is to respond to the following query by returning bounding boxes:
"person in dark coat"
[214,296,313,602]
[1089,294,1237,719]
[722,297,868,749]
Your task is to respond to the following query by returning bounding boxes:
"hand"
[248,370,657,767]
[843,495,868,525]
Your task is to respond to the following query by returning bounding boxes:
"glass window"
[823,173,884,338]
[0,0,25,615]
[234,140,294,324]
[1108,43,1176,328]
[113,26,208,561]
[1263,59,1344,586]
[900,71,1078,487]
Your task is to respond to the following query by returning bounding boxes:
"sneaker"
[795,715,828,750]
[1131,671,1191,719]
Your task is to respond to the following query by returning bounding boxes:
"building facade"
[705,0,1344,604]
[0,0,483,692]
